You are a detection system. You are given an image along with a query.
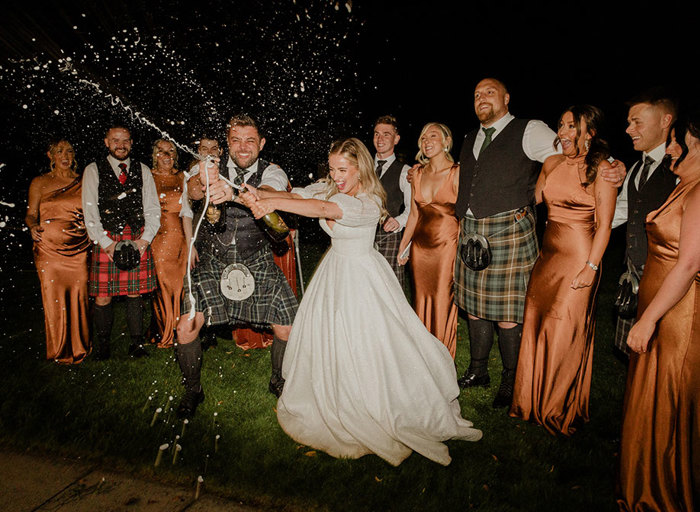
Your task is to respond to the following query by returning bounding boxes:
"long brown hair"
[554,105,610,186]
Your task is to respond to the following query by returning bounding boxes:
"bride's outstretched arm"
[249,196,343,221]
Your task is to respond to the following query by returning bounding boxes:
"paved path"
[0,448,264,512]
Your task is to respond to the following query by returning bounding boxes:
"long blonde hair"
[415,122,454,165]
[325,137,387,218]
[151,139,179,171]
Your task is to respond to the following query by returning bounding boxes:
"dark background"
[1,0,695,249]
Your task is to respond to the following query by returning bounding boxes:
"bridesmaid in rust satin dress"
[618,121,700,511]
[149,140,188,348]
[25,140,91,363]
[398,122,459,357]
[509,106,616,435]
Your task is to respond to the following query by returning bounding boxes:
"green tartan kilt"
[454,207,538,323]
[614,315,634,357]
[182,246,298,328]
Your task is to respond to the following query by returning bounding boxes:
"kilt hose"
[454,206,538,324]
[89,225,157,297]
[374,227,406,289]
[183,245,298,329]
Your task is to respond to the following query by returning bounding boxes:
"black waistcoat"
[96,158,145,233]
[455,118,540,219]
[199,157,272,260]
[379,158,405,218]
[625,159,677,269]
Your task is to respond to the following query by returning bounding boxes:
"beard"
[109,148,130,161]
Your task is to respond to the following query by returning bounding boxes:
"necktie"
[637,155,654,190]
[233,166,245,188]
[479,127,496,156]
[375,160,387,176]
[118,163,128,185]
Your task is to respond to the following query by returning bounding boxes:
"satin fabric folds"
[33,177,91,363]
[617,176,700,512]
[510,157,599,435]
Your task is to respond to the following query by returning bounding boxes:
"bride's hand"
[242,183,260,199]
[249,198,275,220]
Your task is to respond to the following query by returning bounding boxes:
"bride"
[244,137,482,466]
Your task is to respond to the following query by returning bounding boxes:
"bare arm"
[397,178,420,266]
[181,215,199,269]
[25,177,44,242]
[627,182,700,353]
[249,196,342,220]
[571,161,617,289]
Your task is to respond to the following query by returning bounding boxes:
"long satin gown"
[33,176,91,363]
[510,156,599,435]
[617,175,700,512]
[150,172,187,348]
[410,165,459,358]
[277,183,482,466]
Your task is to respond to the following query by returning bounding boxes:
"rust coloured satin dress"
[33,177,91,363]
[617,176,700,512]
[510,156,599,435]
[410,165,459,358]
[150,172,187,348]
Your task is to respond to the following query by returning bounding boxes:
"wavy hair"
[47,139,78,173]
[151,139,179,171]
[554,105,610,186]
[415,122,454,165]
[323,137,387,218]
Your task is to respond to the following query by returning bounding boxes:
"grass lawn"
[0,225,629,512]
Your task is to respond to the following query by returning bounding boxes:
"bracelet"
[586,260,599,272]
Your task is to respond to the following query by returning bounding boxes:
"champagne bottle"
[237,188,289,242]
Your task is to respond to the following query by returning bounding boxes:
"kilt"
[183,245,297,328]
[374,227,406,289]
[454,207,538,323]
[89,225,157,297]
[614,316,634,356]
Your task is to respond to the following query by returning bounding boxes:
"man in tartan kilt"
[82,125,161,360]
[610,89,678,358]
[175,114,298,418]
[453,78,559,409]
[372,116,412,290]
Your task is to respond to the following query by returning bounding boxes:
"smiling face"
[104,127,132,161]
[373,123,400,159]
[474,78,510,126]
[420,125,448,160]
[155,140,176,172]
[557,111,590,157]
[227,124,265,169]
[48,140,75,171]
[626,103,668,153]
[328,152,361,196]
[198,138,221,158]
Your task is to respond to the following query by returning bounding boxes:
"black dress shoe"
[458,372,490,389]
[268,378,285,398]
[176,388,205,419]
[492,379,514,408]
[128,343,149,358]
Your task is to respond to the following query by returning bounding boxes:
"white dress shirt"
[612,143,669,229]
[226,157,289,192]
[82,155,161,250]
[374,153,412,231]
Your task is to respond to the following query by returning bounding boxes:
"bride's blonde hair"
[322,137,388,219]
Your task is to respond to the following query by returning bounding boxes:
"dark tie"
[375,160,387,176]
[479,127,496,156]
[233,166,245,188]
[118,163,128,185]
[637,156,654,190]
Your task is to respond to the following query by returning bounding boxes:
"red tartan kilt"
[89,225,157,297]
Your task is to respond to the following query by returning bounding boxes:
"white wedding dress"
[277,183,482,466]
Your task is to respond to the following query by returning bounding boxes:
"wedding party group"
[25,78,699,511]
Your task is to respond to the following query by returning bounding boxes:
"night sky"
[0,0,695,247]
